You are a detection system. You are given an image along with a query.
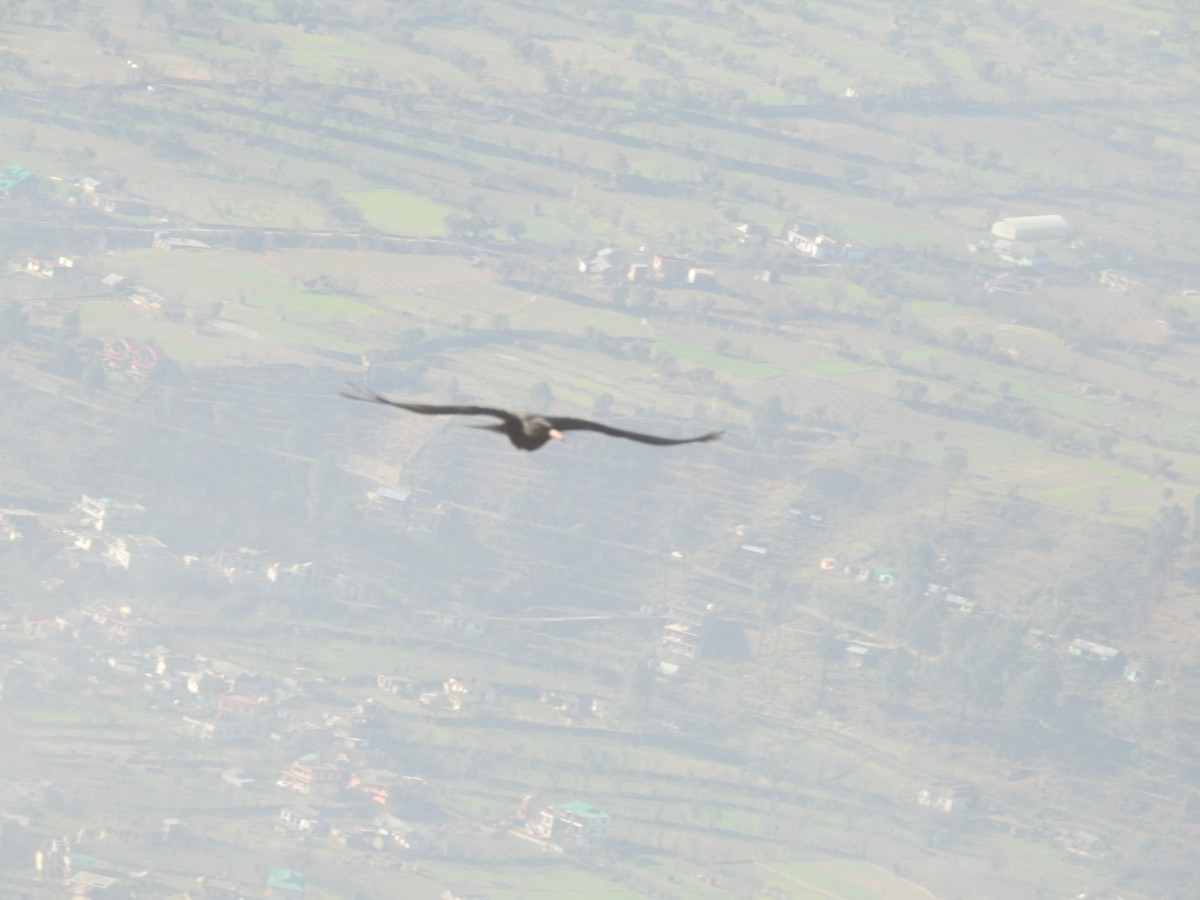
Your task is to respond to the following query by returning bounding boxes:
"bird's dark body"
[341,388,722,452]
[481,414,561,451]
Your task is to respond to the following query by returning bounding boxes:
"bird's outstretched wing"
[341,387,521,427]
[547,416,722,446]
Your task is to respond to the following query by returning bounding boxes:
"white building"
[990,215,1071,242]
[530,801,611,850]
[74,495,146,532]
[1067,638,1121,662]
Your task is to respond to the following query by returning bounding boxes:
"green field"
[416,856,931,900]
[804,359,879,376]
[656,338,785,379]
[423,861,647,899]
[345,188,454,235]
[4,2,1200,899]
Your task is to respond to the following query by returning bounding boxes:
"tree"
[55,345,85,380]
[895,379,929,405]
[307,178,335,203]
[306,452,340,522]
[902,596,945,656]
[805,625,839,678]
[235,229,266,252]
[608,151,630,187]
[0,301,29,346]
[1147,503,1188,576]
[652,351,678,379]
[942,447,968,480]
[464,213,492,239]
[843,162,869,184]
[527,381,553,409]
[328,199,364,229]
[623,657,656,715]
[631,283,657,310]
[397,327,425,356]
[503,219,526,244]
[62,308,81,340]
[80,361,108,391]
[937,622,1022,718]
[879,647,914,706]
[1000,659,1061,741]
[149,127,198,162]
[752,395,786,442]
[592,393,614,418]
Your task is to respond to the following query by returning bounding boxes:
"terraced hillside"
[3,1,1200,898]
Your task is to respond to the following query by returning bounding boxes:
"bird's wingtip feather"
[340,383,380,403]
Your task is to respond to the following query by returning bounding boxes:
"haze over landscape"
[3,1,1200,898]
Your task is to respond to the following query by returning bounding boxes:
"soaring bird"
[341,386,722,452]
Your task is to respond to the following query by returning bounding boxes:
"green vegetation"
[3,0,1200,898]
[345,188,454,235]
[656,338,785,379]
[769,863,881,900]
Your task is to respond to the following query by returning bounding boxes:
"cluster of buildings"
[576,220,875,291]
[578,247,716,287]
[59,495,173,577]
[967,217,1072,270]
[10,255,75,279]
[735,219,872,263]
[574,219,880,301]
[101,338,170,378]
[660,601,710,659]
[94,275,188,325]
[38,494,392,613]
[967,213,1077,285]
[821,557,902,587]
[0,163,34,203]
[0,163,157,220]
[1,598,327,894]
[811,552,1149,683]
[523,800,610,852]
[1,488,619,897]
[784,221,869,262]
[69,175,153,218]
[365,484,447,540]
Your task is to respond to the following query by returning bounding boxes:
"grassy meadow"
[4,0,1200,897]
